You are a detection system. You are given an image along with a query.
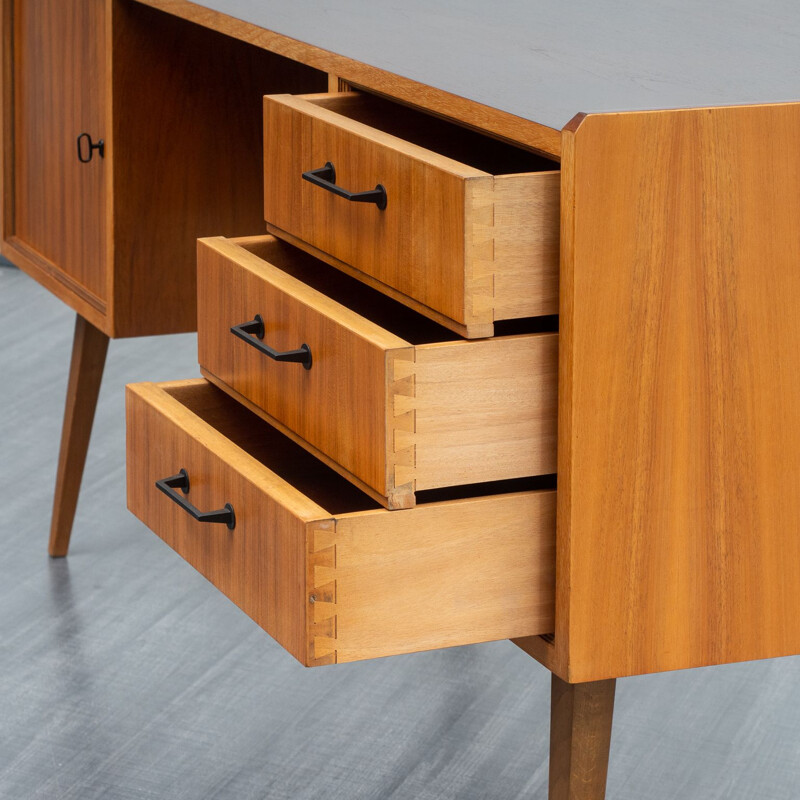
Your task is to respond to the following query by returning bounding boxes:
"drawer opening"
[417,473,556,505]
[165,379,379,515]
[164,380,555,509]
[305,92,559,175]
[239,237,557,343]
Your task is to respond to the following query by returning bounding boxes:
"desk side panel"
[557,102,800,681]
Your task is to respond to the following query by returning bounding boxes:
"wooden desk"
[4,2,800,797]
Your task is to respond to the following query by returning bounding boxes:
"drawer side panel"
[408,334,558,491]
[491,171,560,320]
[331,491,556,663]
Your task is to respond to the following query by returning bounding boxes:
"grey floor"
[2,262,800,800]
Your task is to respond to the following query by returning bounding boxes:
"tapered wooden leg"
[48,314,109,557]
[549,674,616,800]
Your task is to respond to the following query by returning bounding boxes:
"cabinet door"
[11,0,107,307]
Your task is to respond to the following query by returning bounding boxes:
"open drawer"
[197,236,558,510]
[263,92,560,338]
[126,379,555,666]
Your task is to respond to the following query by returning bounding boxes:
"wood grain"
[1,0,108,330]
[127,380,330,665]
[199,365,394,510]
[2,0,328,338]
[544,102,800,682]
[265,223,483,339]
[409,335,558,491]
[197,236,558,506]
[9,0,108,306]
[1,0,11,245]
[197,236,403,499]
[128,0,562,157]
[549,675,616,800]
[126,379,556,666]
[48,314,109,557]
[491,171,560,320]
[328,491,556,663]
[263,92,559,334]
[109,0,327,337]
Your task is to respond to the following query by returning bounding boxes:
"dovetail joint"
[467,181,496,322]
[307,524,337,666]
[389,351,417,495]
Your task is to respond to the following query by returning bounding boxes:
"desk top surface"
[190,0,799,130]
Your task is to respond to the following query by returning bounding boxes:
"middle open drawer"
[198,236,558,509]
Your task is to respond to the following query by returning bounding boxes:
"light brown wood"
[263,92,560,335]
[107,1,327,337]
[265,223,483,339]
[48,314,109,558]
[200,365,394,509]
[525,101,800,683]
[2,0,330,560]
[197,236,557,507]
[129,0,562,158]
[197,235,407,504]
[331,493,556,663]
[8,0,108,308]
[491,172,560,320]
[1,0,328,338]
[327,73,351,93]
[404,336,558,490]
[549,675,616,800]
[126,379,556,665]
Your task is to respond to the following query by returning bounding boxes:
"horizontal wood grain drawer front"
[126,379,556,667]
[197,235,558,511]
[263,92,560,339]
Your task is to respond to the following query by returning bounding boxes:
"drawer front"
[198,236,558,509]
[263,93,559,337]
[12,0,108,306]
[126,379,556,666]
[197,235,410,504]
[126,380,321,664]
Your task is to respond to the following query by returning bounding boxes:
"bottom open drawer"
[126,379,555,666]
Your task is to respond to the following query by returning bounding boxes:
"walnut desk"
[4,2,800,798]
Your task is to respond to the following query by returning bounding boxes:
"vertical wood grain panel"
[558,102,800,681]
[110,1,327,337]
[13,0,107,302]
[492,170,560,320]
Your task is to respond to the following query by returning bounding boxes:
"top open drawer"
[263,92,560,338]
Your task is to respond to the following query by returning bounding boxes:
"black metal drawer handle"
[77,133,104,163]
[230,314,312,370]
[155,469,236,530]
[302,162,387,210]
